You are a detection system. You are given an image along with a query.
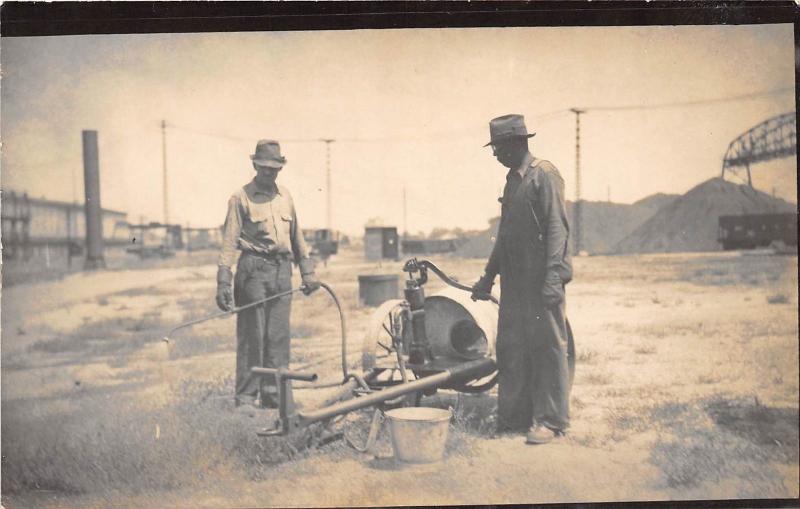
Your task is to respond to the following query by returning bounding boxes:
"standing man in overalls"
[216,139,320,409]
[471,114,574,444]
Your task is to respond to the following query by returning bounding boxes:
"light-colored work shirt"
[218,180,310,268]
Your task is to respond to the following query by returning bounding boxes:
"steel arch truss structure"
[721,112,796,186]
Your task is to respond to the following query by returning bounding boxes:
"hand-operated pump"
[164,258,504,441]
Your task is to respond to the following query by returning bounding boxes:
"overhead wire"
[5,87,789,186]
[168,123,330,144]
[161,86,790,145]
[153,86,790,221]
[166,109,571,145]
[5,129,126,173]
[581,87,794,113]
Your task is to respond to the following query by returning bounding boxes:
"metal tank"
[361,284,499,373]
[423,286,498,362]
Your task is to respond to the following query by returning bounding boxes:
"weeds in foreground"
[166,332,228,359]
[449,393,497,438]
[705,397,799,457]
[631,321,714,340]
[649,396,797,496]
[583,371,613,386]
[30,314,167,356]
[685,255,795,288]
[577,349,599,364]
[0,377,318,497]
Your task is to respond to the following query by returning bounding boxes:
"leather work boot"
[492,426,527,439]
[526,424,562,445]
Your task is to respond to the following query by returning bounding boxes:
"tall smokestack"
[82,130,105,269]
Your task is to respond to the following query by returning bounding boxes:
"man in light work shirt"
[217,139,320,409]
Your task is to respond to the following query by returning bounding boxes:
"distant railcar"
[126,223,183,258]
[718,213,797,250]
[303,228,339,260]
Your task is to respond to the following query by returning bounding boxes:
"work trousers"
[234,252,294,408]
[496,298,571,432]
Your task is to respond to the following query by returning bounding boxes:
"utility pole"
[69,163,78,268]
[403,187,408,237]
[607,185,610,203]
[72,164,78,205]
[321,139,335,230]
[161,120,169,225]
[570,108,585,256]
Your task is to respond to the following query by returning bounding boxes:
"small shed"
[364,226,399,261]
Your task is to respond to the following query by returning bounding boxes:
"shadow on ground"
[650,395,798,497]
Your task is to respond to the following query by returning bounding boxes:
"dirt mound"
[454,194,678,258]
[566,196,678,254]
[632,192,680,212]
[614,178,796,254]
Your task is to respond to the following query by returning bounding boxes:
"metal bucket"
[385,407,452,463]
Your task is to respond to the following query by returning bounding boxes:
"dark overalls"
[488,157,574,432]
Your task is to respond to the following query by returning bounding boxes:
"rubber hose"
[318,282,349,381]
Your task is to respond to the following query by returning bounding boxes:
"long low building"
[1,190,128,273]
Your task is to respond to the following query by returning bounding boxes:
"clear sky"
[1,25,795,236]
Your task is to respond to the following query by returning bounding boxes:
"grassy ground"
[1,248,797,507]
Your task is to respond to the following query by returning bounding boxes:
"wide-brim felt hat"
[484,114,536,147]
[251,139,287,168]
